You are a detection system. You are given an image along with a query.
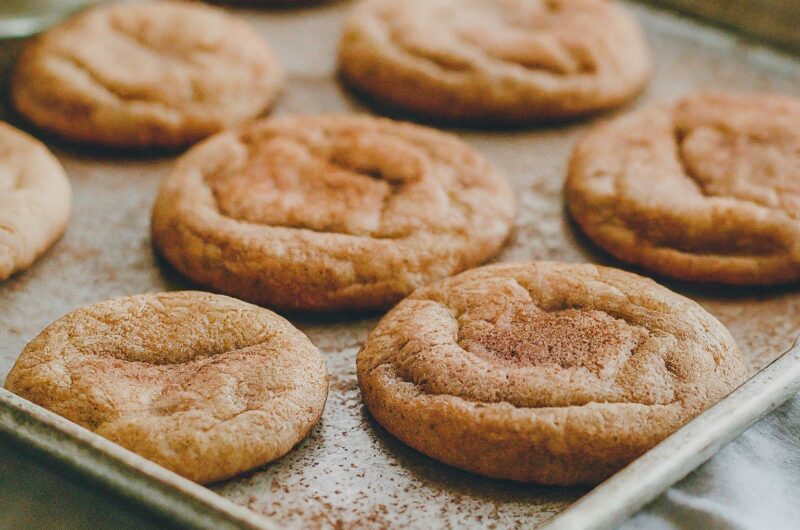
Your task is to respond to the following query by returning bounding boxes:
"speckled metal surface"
[1,2,800,529]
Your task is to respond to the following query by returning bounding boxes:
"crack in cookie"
[205,134,420,238]
[567,91,800,284]
[376,0,606,75]
[52,53,175,108]
[106,16,213,69]
[357,262,747,485]
[677,125,800,221]
[339,0,650,124]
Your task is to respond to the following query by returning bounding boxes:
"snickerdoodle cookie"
[0,122,71,281]
[357,261,746,485]
[4,291,328,484]
[568,92,800,285]
[151,114,515,311]
[338,0,651,125]
[11,1,283,149]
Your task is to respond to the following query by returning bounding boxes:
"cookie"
[567,91,800,285]
[0,122,71,281]
[151,114,515,311]
[338,0,651,125]
[357,261,747,485]
[4,291,328,484]
[11,1,283,149]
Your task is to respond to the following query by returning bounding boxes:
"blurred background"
[659,0,800,53]
[4,1,797,55]
[0,0,100,38]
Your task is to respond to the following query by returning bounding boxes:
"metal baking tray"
[2,2,800,528]
[647,0,800,54]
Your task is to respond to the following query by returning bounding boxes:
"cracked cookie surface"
[151,114,515,311]
[357,261,746,485]
[567,91,800,285]
[4,291,328,484]
[11,1,283,149]
[0,122,71,280]
[338,0,651,124]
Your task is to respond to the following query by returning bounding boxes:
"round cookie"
[11,1,283,149]
[338,0,651,125]
[0,122,71,281]
[4,291,328,484]
[567,91,800,285]
[357,261,747,485]
[151,114,515,311]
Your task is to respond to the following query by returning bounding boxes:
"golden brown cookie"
[338,0,651,125]
[0,122,71,280]
[357,261,747,485]
[11,1,283,149]
[567,91,800,285]
[151,114,515,311]
[4,291,328,484]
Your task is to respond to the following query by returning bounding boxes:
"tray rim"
[0,388,274,530]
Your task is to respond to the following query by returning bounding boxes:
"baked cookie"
[11,1,283,149]
[338,0,651,125]
[4,291,328,484]
[151,114,515,311]
[567,91,800,285]
[0,122,71,281]
[357,261,747,485]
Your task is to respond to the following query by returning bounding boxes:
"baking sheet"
[1,2,800,528]
[647,0,800,54]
